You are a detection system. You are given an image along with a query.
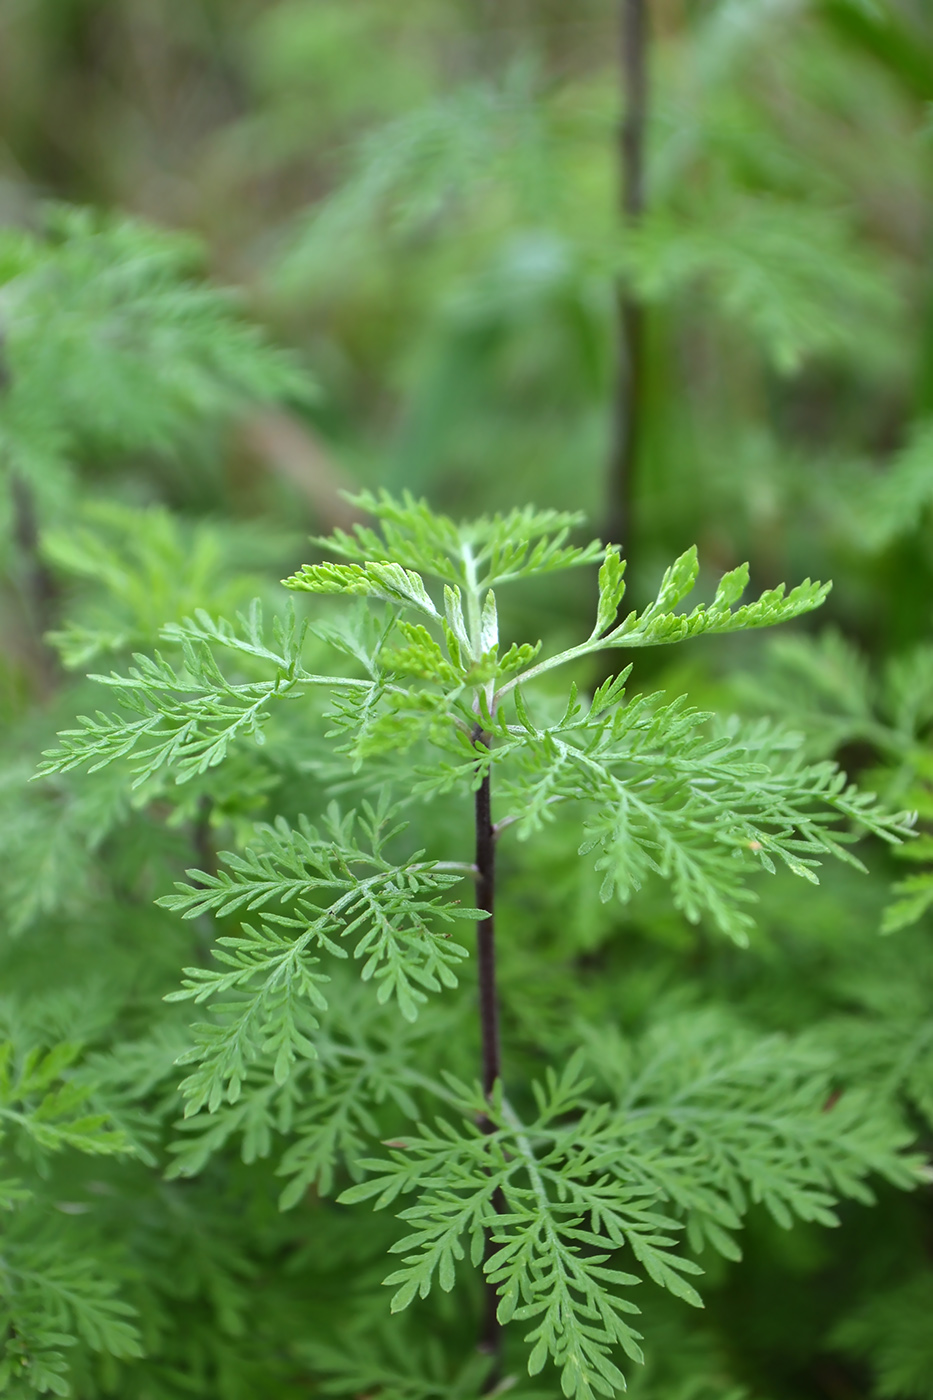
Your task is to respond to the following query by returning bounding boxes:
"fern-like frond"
[490,693,913,944]
[0,1041,130,1160]
[36,622,372,786]
[287,490,602,602]
[167,988,457,1206]
[161,805,476,1112]
[342,1019,920,1397]
[0,205,308,493]
[0,1233,142,1398]
[302,1323,497,1400]
[620,200,898,374]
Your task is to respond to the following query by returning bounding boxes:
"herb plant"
[5,6,933,1394]
[37,491,921,1398]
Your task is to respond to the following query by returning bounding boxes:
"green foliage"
[33,490,923,1397]
[0,208,307,509]
[833,1274,933,1400]
[736,630,933,936]
[35,602,337,786]
[343,1018,919,1400]
[3,4,933,1396]
[0,1039,128,1160]
[0,1030,141,1397]
[276,73,555,291]
[621,201,899,375]
[42,501,287,670]
[161,801,476,1109]
[846,422,933,553]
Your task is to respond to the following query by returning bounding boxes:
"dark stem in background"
[1,336,59,690]
[192,794,218,884]
[10,474,58,626]
[474,741,504,1382]
[606,0,649,558]
[10,473,60,690]
[191,795,219,966]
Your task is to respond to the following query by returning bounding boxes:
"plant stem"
[474,737,503,1381]
[606,0,649,555]
[475,767,500,1105]
[3,317,57,690]
[191,794,219,966]
[10,472,60,692]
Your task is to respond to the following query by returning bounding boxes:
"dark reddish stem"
[475,766,501,1107]
[474,745,504,1383]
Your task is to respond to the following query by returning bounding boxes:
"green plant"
[4,6,933,1396]
[0,1029,141,1397]
[37,491,921,1398]
[0,203,319,1399]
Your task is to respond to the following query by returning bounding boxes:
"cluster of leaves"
[0,207,307,512]
[736,630,933,933]
[41,500,291,670]
[344,1025,920,1400]
[0,1029,141,1396]
[161,800,477,1107]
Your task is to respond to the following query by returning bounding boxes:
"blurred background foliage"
[2,0,933,1397]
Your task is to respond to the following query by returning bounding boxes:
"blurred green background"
[1,0,931,624]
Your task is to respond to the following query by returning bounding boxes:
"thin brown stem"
[192,794,218,883]
[474,737,504,1384]
[606,0,649,555]
[2,335,59,692]
[190,794,219,966]
[10,472,60,692]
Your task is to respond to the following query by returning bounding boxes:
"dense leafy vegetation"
[2,2,933,1398]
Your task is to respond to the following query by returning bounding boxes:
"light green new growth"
[38,491,920,1397]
